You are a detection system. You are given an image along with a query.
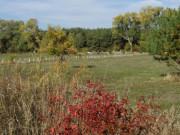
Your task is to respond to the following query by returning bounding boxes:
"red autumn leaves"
[42,80,167,135]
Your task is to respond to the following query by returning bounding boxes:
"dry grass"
[0,59,91,134]
[164,72,180,82]
[0,57,179,134]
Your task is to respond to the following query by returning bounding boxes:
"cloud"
[1,1,49,14]
[0,0,179,29]
[0,0,125,28]
[123,0,163,13]
[163,0,180,9]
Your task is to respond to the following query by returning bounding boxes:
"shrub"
[107,47,113,54]
[113,44,120,51]
[124,43,131,52]
[42,80,168,135]
[133,44,140,52]
[8,54,17,62]
[81,47,88,53]
[139,42,147,53]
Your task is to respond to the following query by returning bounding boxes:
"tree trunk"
[128,40,133,52]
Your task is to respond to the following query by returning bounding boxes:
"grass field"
[1,53,180,134]
[0,53,180,110]
[70,54,180,110]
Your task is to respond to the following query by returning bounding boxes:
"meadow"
[0,53,180,134]
[1,53,179,109]
[71,54,180,109]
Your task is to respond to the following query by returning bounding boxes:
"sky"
[0,0,179,29]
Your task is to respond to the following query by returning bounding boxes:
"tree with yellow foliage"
[139,6,163,52]
[38,25,77,59]
[112,12,140,52]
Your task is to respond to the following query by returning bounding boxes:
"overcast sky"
[0,0,179,29]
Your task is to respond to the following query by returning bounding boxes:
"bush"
[107,47,113,54]
[81,47,88,53]
[124,43,131,52]
[42,80,168,135]
[139,41,147,53]
[113,44,120,51]
[133,44,140,52]
[8,54,17,62]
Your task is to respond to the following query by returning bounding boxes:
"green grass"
[70,54,180,110]
[0,53,180,110]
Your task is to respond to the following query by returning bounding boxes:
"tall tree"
[21,19,40,51]
[147,7,180,69]
[86,30,94,51]
[39,25,76,58]
[74,33,86,51]
[139,6,163,52]
[100,28,113,51]
[139,6,164,28]
[0,20,24,52]
[112,12,140,52]
[64,28,113,52]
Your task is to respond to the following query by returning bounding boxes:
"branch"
[121,36,128,40]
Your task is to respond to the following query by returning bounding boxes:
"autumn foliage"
[42,80,167,135]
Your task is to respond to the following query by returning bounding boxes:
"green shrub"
[113,44,120,51]
[81,47,88,53]
[124,43,131,52]
[8,54,17,62]
[139,41,147,52]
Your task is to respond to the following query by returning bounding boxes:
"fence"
[0,53,147,64]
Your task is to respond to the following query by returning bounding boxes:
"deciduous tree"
[21,19,40,51]
[147,7,180,69]
[39,25,76,58]
[139,6,163,52]
[0,20,24,52]
[112,12,140,52]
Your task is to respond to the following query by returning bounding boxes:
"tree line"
[0,6,179,58]
[0,19,113,53]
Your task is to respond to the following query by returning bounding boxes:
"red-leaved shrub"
[42,80,167,135]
